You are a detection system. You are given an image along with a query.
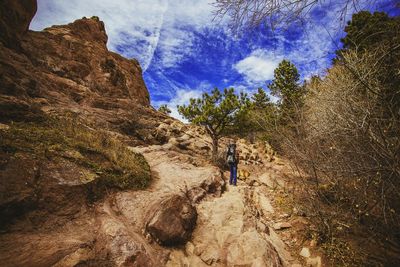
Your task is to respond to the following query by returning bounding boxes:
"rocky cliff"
[0,0,151,130]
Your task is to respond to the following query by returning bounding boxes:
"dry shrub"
[280,47,400,265]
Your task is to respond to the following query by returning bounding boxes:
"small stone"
[256,221,266,233]
[0,123,10,131]
[279,213,290,219]
[309,239,317,247]
[306,256,322,267]
[193,245,204,256]
[273,222,292,230]
[200,244,220,265]
[186,242,195,255]
[247,179,256,186]
[299,247,311,258]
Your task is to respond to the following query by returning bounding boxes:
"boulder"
[146,195,197,246]
[178,134,191,142]
[177,140,191,150]
[168,137,179,147]
[250,152,260,161]
[191,140,210,151]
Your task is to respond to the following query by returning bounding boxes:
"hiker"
[226,142,239,186]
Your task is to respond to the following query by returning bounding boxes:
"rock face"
[22,17,149,105]
[0,0,150,127]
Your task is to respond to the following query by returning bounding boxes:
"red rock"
[0,0,151,129]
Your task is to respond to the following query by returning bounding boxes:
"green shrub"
[0,113,151,190]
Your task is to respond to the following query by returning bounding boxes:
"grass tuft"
[0,113,151,190]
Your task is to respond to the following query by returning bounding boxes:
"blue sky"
[31,0,399,119]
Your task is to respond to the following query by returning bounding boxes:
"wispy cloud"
[30,0,214,71]
[234,49,282,82]
[150,0,215,69]
[153,88,204,121]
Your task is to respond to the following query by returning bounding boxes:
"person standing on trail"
[226,142,239,186]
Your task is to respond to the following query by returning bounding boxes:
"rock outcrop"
[0,0,150,129]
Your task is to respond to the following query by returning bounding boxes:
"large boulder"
[146,195,197,246]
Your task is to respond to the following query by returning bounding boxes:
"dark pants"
[229,164,237,186]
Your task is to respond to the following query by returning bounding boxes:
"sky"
[30,0,399,120]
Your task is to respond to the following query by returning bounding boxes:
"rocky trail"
[138,138,322,267]
[166,156,308,267]
[0,133,322,267]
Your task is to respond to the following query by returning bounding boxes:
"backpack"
[227,144,236,164]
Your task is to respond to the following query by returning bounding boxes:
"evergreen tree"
[268,60,303,122]
[252,88,271,109]
[336,11,400,108]
[336,11,400,58]
[245,88,277,141]
[178,88,250,160]
[158,104,171,115]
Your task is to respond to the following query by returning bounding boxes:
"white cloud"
[234,50,282,82]
[154,89,203,122]
[232,1,360,84]
[281,2,358,76]
[153,0,215,68]
[30,0,215,71]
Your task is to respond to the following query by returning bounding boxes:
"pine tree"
[158,104,171,115]
[178,88,250,160]
[337,11,399,56]
[252,88,271,109]
[268,60,303,122]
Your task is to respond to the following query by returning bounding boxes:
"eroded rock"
[146,195,197,246]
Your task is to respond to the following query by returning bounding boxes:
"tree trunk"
[212,136,219,162]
